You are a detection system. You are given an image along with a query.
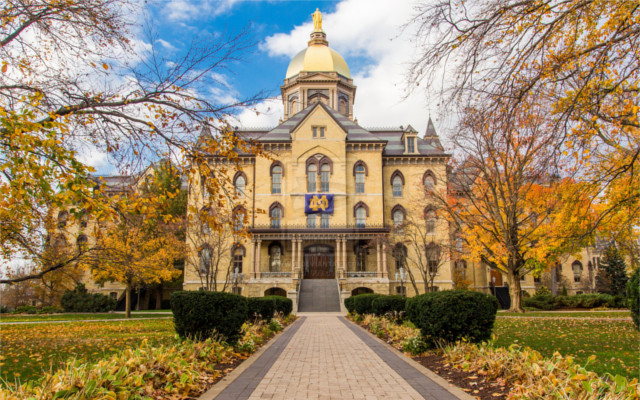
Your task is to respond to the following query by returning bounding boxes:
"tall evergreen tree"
[598,246,629,296]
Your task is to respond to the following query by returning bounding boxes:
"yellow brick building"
[182,15,454,310]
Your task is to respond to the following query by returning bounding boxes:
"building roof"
[233,102,449,158]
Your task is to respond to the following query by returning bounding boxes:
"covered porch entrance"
[303,244,335,279]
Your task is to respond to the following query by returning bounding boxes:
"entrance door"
[490,268,503,286]
[304,245,335,279]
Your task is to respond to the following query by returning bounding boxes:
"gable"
[291,105,347,141]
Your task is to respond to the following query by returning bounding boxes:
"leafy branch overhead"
[0,0,266,283]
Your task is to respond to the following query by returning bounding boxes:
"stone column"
[256,239,262,278]
[382,244,388,278]
[291,238,297,275]
[342,237,347,271]
[252,240,257,278]
[336,238,341,277]
[376,241,382,277]
[297,238,303,277]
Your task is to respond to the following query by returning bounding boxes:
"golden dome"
[285,11,351,79]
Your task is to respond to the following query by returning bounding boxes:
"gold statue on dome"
[312,8,322,31]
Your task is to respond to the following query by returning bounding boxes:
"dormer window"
[407,136,416,153]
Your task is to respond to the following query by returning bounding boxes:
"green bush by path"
[628,268,639,329]
[344,296,356,314]
[352,293,383,315]
[406,290,499,345]
[247,297,276,321]
[171,291,247,343]
[265,296,293,316]
[371,295,406,316]
[60,284,116,313]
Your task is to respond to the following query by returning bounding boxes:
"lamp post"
[395,267,407,296]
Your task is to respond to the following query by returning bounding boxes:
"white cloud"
[156,38,178,52]
[234,98,284,128]
[164,0,242,22]
[259,0,448,140]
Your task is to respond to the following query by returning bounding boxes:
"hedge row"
[171,291,292,343]
[523,293,627,310]
[61,283,116,313]
[627,268,639,330]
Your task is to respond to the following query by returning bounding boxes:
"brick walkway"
[210,315,466,400]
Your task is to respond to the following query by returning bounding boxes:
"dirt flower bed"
[350,314,639,400]
[0,314,296,399]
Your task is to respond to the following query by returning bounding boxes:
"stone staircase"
[297,279,341,312]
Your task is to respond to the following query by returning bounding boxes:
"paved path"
[209,315,468,400]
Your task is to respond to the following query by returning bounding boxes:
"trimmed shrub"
[352,293,383,315]
[406,290,499,344]
[37,306,63,314]
[523,294,555,310]
[344,296,356,314]
[60,283,116,313]
[171,291,248,343]
[247,297,277,321]
[265,295,293,316]
[628,268,639,329]
[371,295,406,316]
[12,305,37,314]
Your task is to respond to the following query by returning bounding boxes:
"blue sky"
[144,0,441,134]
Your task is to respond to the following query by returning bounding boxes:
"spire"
[425,116,437,137]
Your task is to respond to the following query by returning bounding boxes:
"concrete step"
[297,279,341,312]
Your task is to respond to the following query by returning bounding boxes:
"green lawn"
[0,313,171,323]
[0,319,176,383]
[498,311,631,318]
[493,318,639,378]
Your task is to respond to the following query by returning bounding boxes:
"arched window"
[233,206,245,231]
[572,260,583,282]
[289,96,299,115]
[232,245,245,273]
[53,236,67,249]
[355,207,366,228]
[76,235,88,253]
[199,245,212,274]
[200,207,212,235]
[354,241,368,271]
[271,163,283,194]
[354,202,369,228]
[58,211,68,228]
[425,208,437,234]
[392,205,406,228]
[355,165,365,193]
[234,172,246,198]
[353,161,367,193]
[339,98,348,116]
[269,203,283,229]
[392,176,403,197]
[393,243,407,271]
[320,164,330,192]
[423,171,436,191]
[307,163,317,192]
[269,243,282,272]
[425,242,441,275]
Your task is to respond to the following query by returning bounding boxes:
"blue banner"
[305,194,334,214]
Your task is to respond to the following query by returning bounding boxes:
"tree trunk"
[125,284,131,318]
[508,271,524,313]
[155,286,163,310]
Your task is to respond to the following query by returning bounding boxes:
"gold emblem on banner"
[308,195,329,211]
